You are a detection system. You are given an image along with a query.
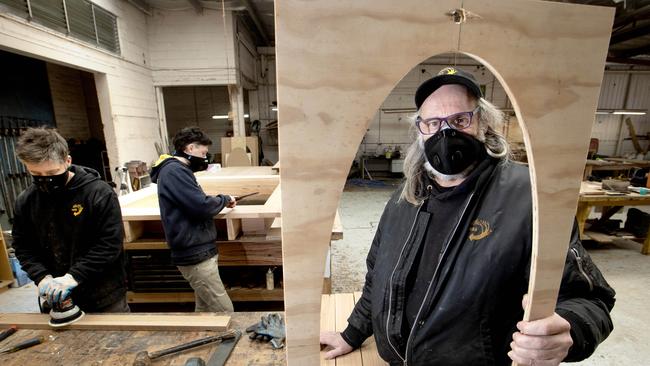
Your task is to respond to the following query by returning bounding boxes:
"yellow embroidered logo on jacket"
[469,219,492,241]
[71,204,84,217]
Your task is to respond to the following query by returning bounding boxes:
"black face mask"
[424,129,486,175]
[32,168,69,194]
[175,152,210,172]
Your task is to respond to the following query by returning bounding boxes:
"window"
[0,0,120,54]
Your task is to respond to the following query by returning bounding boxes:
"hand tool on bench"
[206,329,241,366]
[234,192,259,201]
[0,336,45,355]
[0,326,17,343]
[133,330,237,366]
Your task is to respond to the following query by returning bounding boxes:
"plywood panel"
[276,0,613,364]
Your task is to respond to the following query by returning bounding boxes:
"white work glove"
[44,273,79,305]
[226,195,237,209]
[37,275,54,298]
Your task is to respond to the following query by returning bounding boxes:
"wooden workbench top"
[0,312,285,365]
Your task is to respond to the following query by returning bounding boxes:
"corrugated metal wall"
[594,71,650,157]
[359,60,650,159]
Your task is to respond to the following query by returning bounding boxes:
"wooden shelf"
[127,288,284,303]
[124,240,282,267]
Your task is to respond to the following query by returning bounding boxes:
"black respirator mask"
[175,152,210,172]
[424,129,486,175]
[32,168,70,194]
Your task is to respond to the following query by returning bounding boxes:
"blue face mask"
[32,168,69,194]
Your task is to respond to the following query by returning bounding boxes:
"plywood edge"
[264,184,282,213]
[332,211,343,241]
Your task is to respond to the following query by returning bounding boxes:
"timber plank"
[0,313,230,331]
[0,312,285,366]
[320,294,336,366]
[334,293,363,366]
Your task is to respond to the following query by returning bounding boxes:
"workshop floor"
[0,179,648,365]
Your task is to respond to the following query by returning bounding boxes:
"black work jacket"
[150,157,229,265]
[346,161,616,365]
[12,165,126,311]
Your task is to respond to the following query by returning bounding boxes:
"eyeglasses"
[415,106,479,135]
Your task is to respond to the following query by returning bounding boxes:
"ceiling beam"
[610,42,650,58]
[187,0,203,14]
[607,56,650,66]
[241,0,270,46]
[610,22,650,44]
[614,3,650,28]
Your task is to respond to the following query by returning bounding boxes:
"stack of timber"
[321,293,387,365]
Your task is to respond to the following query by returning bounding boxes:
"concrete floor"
[0,182,648,365]
[330,183,650,366]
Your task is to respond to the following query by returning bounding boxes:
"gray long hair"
[399,97,511,205]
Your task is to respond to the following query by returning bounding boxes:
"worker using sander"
[12,128,128,325]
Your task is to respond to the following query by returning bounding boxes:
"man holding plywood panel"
[321,68,615,365]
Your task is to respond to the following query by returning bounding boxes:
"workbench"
[0,312,285,365]
[583,158,650,180]
[577,181,650,254]
[119,167,343,304]
[0,293,386,366]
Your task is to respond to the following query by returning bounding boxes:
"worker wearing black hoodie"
[150,127,236,312]
[12,128,128,312]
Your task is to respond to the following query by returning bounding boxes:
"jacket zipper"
[570,247,593,291]
[385,203,422,365]
[403,192,475,365]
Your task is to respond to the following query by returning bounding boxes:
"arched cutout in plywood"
[275,0,614,364]
[326,54,532,365]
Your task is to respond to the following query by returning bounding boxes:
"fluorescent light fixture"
[212,114,250,119]
[596,109,647,115]
[613,110,646,115]
[271,107,278,112]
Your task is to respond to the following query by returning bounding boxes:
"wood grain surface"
[275,0,613,363]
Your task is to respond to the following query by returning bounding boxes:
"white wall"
[148,8,237,86]
[0,1,260,173]
[0,0,160,170]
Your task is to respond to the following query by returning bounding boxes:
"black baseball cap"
[415,67,483,109]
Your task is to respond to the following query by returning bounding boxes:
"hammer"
[133,330,236,366]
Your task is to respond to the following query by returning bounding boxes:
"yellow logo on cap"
[71,204,84,217]
[439,67,458,75]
